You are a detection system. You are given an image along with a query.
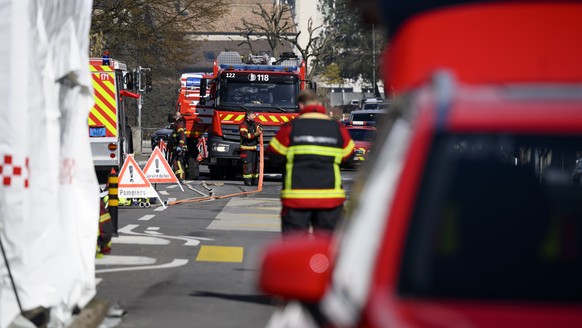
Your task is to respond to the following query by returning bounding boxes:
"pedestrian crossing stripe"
[196,246,244,263]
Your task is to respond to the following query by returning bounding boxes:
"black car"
[150,126,172,150]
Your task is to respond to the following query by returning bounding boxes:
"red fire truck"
[190,51,314,179]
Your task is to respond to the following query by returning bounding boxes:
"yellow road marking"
[196,246,244,263]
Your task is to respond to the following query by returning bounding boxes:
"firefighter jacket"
[239,119,260,151]
[172,117,187,150]
[269,104,355,209]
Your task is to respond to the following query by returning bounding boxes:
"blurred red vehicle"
[345,126,377,166]
[259,2,582,328]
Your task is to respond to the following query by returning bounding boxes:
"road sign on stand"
[118,155,165,208]
[143,147,184,191]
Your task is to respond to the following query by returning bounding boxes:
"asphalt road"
[95,165,358,328]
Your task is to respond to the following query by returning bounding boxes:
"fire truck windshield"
[218,82,298,111]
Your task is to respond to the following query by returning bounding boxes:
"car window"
[351,113,384,122]
[399,133,582,302]
[348,129,376,142]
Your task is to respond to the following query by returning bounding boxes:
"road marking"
[159,190,169,196]
[112,235,170,245]
[96,259,189,274]
[118,224,213,246]
[186,184,208,197]
[95,255,157,266]
[146,227,160,230]
[96,278,103,286]
[196,246,244,263]
[166,185,180,189]
[145,231,163,235]
[154,197,176,211]
[207,198,281,232]
[138,214,155,221]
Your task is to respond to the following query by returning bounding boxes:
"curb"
[69,299,109,328]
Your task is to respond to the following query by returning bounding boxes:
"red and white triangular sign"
[118,155,165,208]
[143,147,184,191]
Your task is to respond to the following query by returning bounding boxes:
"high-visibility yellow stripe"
[99,213,111,223]
[108,188,118,194]
[281,116,289,122]
[109,199,119,206]
[91,108,116,136]
[288,145,344,162]
[93,80,116,116]
[258,115,267,122]
[88,117,96,125]
[90,65,113,72]
[235,115,245,121]
[224,114,234,121]
[281,189,346,199]
[269,138,288,155]
[269,115,279,123]
[343,140,355,157]
[93,96,116,123]
[108,176,119,183]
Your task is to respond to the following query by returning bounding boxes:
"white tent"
[0,0,97,327]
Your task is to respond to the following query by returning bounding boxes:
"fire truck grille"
[221,124,279,144]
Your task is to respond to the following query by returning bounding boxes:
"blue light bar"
[219,64,298,72]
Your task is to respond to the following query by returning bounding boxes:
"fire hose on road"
[168,134,265,206]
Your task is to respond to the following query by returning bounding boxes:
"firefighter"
[239,110,263,186]
[171,111,187,181]
[268,90,355,233]
[97,198,113,257]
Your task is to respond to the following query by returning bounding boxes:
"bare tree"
[283,17,332,79]
[91,0,226,72]
[234,3,295,58]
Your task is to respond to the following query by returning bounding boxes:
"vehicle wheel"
[209,165,224,180]
[188,157,200,180]
[225,166,237,180]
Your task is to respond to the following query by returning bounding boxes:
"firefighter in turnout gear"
[239,110,263,186]
[268,90,355,233]
[97,198,113,257]
[171,111,188,181]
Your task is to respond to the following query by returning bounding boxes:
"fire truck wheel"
[188,157,200,180]
[209,165,225,180]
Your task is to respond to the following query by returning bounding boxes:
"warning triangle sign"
[118,155,163,205]
[143,147,184,191]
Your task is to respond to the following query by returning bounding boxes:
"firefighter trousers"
[281,206,344,234]
[241,150,259,185]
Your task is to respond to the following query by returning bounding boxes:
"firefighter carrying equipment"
[240,117,262,185]
[172,116,188,180]
[269,104,355,209]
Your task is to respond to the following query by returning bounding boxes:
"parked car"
[259,2,582,327]
[348,109,386,125]
[150,125,172,150]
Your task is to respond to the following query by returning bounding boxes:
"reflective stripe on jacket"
[239,119,259,151]
[269,109,355,209]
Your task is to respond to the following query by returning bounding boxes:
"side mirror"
[124,73,134,90]
[199,78,207,97]
[259,233,333,302]
[167,113,174,124]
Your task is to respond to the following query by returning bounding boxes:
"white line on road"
[138,215,155,221]
[159,190,169,196]
[146,227,160,230]
[118,224,213,246]
[145,231,163,235]
[96,278,103,286]
[96,259,189,274]
[186,184,208,197]
[112,235,170,245]
[166,185,180,189]
[96,255,157,266]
